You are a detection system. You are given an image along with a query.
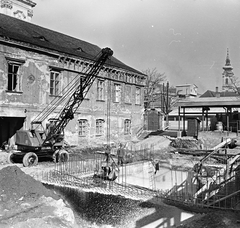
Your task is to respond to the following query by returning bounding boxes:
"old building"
[175,84,198,98]
[0,10,146,147]
[0,0,35,22]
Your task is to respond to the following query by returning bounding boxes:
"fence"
[163,151,240,211]
[32,146,240,211]
[35,150,157,200]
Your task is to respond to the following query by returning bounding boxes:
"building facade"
[175,84,198,98]
[0,12,146,147]
[0,0,35,22]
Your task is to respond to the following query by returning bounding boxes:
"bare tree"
[229,75,240,95]
[143,68,166,109]
[143,68,181,129]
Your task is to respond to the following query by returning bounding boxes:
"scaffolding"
[30,144,240,211]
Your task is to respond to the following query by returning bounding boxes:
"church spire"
[222,48,234,92]
[225,48,231,66]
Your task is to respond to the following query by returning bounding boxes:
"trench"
[43,164,195,228]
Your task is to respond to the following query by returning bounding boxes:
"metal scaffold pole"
[107,74,111,147]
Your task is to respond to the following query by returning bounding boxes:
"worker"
[108,162,117,181]
[117,143,125,166]
[154,160,160,174]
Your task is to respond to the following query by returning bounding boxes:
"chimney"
[216,87,220,98]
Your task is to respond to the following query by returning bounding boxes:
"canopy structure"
[176,96,240,134]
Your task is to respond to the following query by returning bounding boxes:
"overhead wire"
[32,50,103,125]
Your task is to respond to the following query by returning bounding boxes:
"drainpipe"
[178,106,181,133]
[183,107,186,136]
[223,107,229,136]
[202,108,204,131]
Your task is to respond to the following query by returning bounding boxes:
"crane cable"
[33,74,81,122]
[32,51,102,124]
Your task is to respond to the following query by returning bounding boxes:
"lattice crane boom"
[43,47,113,146]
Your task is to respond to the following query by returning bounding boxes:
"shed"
[176,96,240,134]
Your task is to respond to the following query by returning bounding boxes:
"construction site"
[0,31,239,228]
[1,129,240,227]
[0,29,240,228]
[0,1,240,228]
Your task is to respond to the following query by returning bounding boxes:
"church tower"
[0,0,36,22]
[222,49,234,92]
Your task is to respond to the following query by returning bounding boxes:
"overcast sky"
[33,0,240,93]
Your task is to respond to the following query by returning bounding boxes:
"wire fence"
[163,152,240,211]
[34,148,157,200]
[32,145,240,211]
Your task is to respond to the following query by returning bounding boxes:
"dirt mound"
[169,137,203,149]
[0,165,58,202]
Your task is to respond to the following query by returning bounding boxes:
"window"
[125,85,132,103]
[97,80,105,100]
[78,119,88,136]
[113,83,121,102]
[7,62,22,92]
[50,71,61,96]
[96,119,104,136]
[225,78,228,85]
[129,76,133,83]
[135,87,141,105]
[119,73,124,81]
[124,119,131,135]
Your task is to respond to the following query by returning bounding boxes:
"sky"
[32,0,240,94]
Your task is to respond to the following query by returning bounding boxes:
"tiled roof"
[0,14,144,75]
[200,90,216,97]
[200,90,239,98]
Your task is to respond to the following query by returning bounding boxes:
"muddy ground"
[0,131,240,227]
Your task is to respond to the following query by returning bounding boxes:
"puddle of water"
[117,163,189,191]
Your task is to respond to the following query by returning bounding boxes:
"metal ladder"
[148,161,156,191]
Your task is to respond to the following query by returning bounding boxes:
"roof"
[176,84,198,88]
[200,90,239,98]
[177,96,240,108]
[18,0,36,7]
[200,90,216,97]
[169,107,228,115]
[0,14,144,76]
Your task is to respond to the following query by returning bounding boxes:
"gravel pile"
[0,165,59,207]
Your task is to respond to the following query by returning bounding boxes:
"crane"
[9,47,113,167]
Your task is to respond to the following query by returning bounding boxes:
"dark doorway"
[144,109,162,131]
[0,117,25,148]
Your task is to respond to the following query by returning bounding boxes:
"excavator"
[8,48,115,178]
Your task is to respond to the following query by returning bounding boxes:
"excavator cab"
[10,47,113,167]
[45,118,64,144]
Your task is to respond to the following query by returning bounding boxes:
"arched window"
[96,119,104,136]
[97,79,105,101]
[50,70,62,96]
[225,78,228,85]
[124,119,131,135]
[135,87,141,105]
